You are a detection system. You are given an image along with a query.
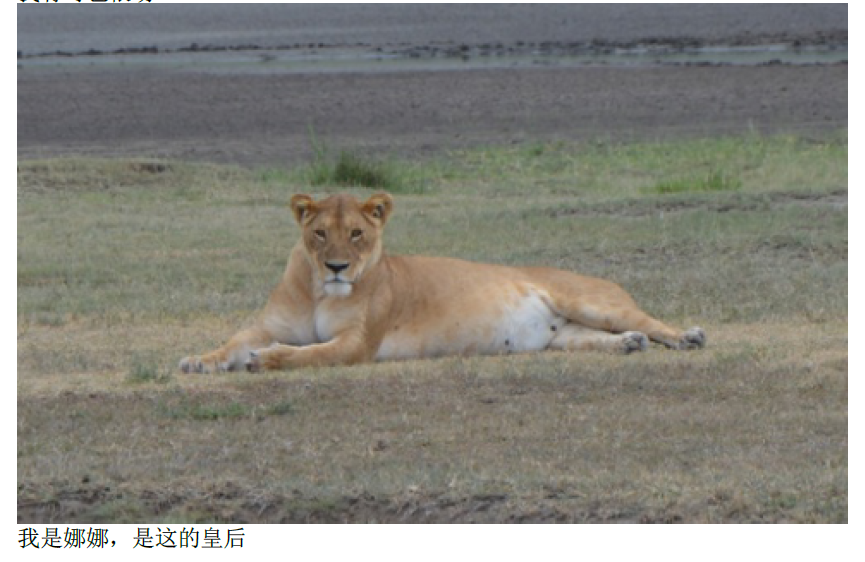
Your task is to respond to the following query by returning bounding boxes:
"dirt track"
[17,5,847,167]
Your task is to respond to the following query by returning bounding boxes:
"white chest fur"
[313,299,350,343]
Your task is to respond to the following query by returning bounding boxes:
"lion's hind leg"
[564,301,706,351]
[576,302,706,350]
[677,326,706,350]
[540,279,706,351]
[549,323,649,354]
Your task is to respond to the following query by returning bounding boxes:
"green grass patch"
[303,149,429,194]
[290,128,431,194]
[646,169,743,195]
[126,356,173,385]
[438,132,846,198]
[159,397,294,421]
[313,150,389,189]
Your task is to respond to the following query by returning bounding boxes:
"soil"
[15,480,794,524]
[16,60,847,167]
[17,3,847,169]
[16,5,847,166]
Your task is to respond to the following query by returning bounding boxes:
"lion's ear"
[362,193,394,225]
[290,194,317,225]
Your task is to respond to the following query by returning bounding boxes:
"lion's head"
[290,192,393,297]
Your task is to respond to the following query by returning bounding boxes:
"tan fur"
[179,193,705,373]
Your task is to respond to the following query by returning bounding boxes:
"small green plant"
[127,357,172,384]
[307,149,427,193]
[304,125,428,193]
[332,151,393,189]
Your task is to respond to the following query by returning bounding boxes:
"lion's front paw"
[179,354,229,374]
[246,344,292,372]
[621,331,649,354]
[679,327,706,350]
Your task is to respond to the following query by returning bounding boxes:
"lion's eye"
[314,230,326,241]
[350,229,363,241]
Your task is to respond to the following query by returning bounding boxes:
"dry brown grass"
[17,135,847,522]
[18,321,847,523]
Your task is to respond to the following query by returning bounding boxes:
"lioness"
[179,192,705,373]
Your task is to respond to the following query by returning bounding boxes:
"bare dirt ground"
[17,62,848,168]
[17,4,847,167]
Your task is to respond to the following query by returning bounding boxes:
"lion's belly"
[375,285,566,360]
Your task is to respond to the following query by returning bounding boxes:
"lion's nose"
[325,261,350,275]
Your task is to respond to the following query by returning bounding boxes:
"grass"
[298,129,430,194]
[127,355,173,385]
[645,169,742,194]
[17,132,847,523]
[158,394,294,421]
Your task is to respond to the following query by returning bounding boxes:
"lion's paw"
[245,350,262,373]
[179,356,199,374]
[679,327,706,350]
[246,344,288,372]
[621,331,649,354]
[179,355,229,374]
